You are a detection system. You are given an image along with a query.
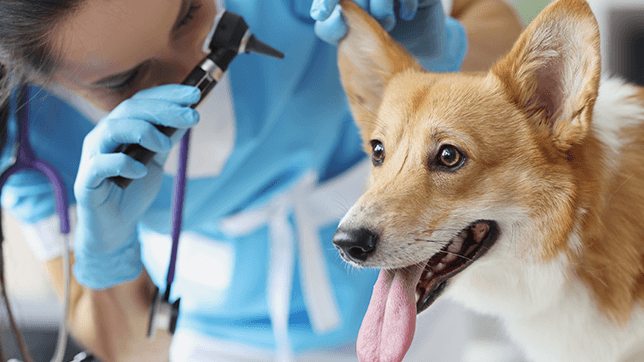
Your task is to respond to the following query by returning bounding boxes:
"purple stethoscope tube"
[166,130,190,296]
[0,86,70,234]
[0,86,72,362]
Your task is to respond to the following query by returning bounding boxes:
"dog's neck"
[571,77,644,324]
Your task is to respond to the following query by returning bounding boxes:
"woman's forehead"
[54,0,182,84]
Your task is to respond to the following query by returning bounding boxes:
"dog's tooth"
[448,238,463,253]
[442,252,458,264]
[420,271,433,283]
[464,244,477,256]
[435,262,445,271]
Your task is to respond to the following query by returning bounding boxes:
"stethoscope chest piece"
[147,287,181,339]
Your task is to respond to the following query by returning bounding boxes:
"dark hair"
[0,0,84,140]
[0,2,83,361]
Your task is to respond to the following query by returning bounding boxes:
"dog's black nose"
[332,227,378,262]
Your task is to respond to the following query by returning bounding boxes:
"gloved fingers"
[107,98,200,129]
[310,0,367,21]
[76,153,147,190]
[130,84,201,106]
[82,118,176,161]
[104,118,178,154]
[313,0,396,43]
[398,0,418,20]
[310,0,339,21]
[314,5,347,45]
[370,0,396,31]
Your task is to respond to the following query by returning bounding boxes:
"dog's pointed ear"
[491,0,601,151]
[337,0,423,142]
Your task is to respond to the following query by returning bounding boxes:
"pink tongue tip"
[357,266,424,362]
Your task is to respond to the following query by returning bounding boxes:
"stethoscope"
[0,11,283,362]
[0,86,72,362]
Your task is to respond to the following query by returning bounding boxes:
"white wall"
[586,0,644,72]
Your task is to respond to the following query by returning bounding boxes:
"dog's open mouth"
[355,220,500,362]
[415,220,499,314]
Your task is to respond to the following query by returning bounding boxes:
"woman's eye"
[437,145,465,169]
[178,2,202,28]
[371,140,385,166]
[108,69,141,92]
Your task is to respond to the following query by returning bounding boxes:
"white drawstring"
[290,173,341,334]
[219,160,370,360]
[267,200,295,362]
[220,173,341,361]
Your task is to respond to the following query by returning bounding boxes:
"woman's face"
[52,0,217,111]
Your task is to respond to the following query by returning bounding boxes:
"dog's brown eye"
[371,140,385,166]
[438,145,465,169]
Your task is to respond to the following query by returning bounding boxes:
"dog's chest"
[446,256,569,319]
[445,256,644,362]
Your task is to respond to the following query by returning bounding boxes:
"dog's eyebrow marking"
[427,128,473,151]
[410,86,432,116]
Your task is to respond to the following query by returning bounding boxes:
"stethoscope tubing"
[166,129,190,298]
[0,85,71,362]
[0,86,70,232]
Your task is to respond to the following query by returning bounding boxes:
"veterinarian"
[0,0,522,361]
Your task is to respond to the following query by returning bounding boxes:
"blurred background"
[3,0,644,361]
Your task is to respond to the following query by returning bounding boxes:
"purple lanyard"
[0,86,70,235]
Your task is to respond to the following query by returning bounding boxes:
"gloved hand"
[73,84,200,290]
[311,0,467,72]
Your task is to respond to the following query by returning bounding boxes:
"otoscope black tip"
[246,35,284,59]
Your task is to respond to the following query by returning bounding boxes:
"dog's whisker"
[443,250,474,262]
[361,112,388,129]
[328,192,351,215]
[346,93,389,130]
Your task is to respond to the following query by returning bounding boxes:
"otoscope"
[109,10,284,189]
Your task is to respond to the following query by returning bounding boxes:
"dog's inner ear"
[336,0,423,144]
[491,0,601,151]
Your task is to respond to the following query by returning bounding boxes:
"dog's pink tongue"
[357,265,424,362]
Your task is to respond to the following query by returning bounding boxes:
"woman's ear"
[336,0,423,143]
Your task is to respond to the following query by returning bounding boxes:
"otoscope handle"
[109,125,178,189]
[108,57,222,189]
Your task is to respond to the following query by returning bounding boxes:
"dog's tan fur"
[335,0,644,360]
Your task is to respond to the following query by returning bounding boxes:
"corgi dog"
[331,0,644,361]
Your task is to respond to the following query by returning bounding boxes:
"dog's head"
[333,0,602,359]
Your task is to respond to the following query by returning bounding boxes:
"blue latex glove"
[73,84,200,290]
[311,0,467,72]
